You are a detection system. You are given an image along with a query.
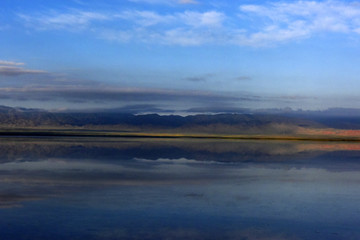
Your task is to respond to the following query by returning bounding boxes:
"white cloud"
[18,10,109,30]
[17,1,360,46]
[115,10,224,28]
[128,0,171,4]
[100,27,212,46]
[116,10,175,27]
[163,28,207,45]
[180,11,224,28]
[179,0,198,4]
[237,0,360,46]
[0,60,24,66]
[0,60,46,76]
[128,0,198,5]
[106,10,225,45]
[19,8,225,45]
[100,29,132,43]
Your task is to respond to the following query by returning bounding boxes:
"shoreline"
[0,130,360,142]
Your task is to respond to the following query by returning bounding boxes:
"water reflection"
[0,137,360,239]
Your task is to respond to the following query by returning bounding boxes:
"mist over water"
[0,137,360,239]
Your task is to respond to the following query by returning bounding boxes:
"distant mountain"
[243,107,360,129]
[279,108,360,129]
[0,105,360,132]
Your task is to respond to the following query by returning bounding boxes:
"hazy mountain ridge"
[0,105,359,132]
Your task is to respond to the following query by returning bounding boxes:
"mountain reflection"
[1,137,360,239]
[2,137,360,161]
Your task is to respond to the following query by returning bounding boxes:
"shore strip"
[0,130,360,142]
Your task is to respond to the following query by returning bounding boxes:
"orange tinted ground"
[297,127,360,137]
[295,142,360,152]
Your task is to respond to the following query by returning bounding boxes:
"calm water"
[1,137,360,239]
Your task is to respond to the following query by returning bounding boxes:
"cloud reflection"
[0,138,359,239]
[0,137,360,210]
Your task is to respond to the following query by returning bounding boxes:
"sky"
[2,0,360,113]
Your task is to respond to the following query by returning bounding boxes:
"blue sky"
[2,0,360,113]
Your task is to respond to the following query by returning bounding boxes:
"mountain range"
[0,106,360,135]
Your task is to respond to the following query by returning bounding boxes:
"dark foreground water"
[1,137,360,239]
